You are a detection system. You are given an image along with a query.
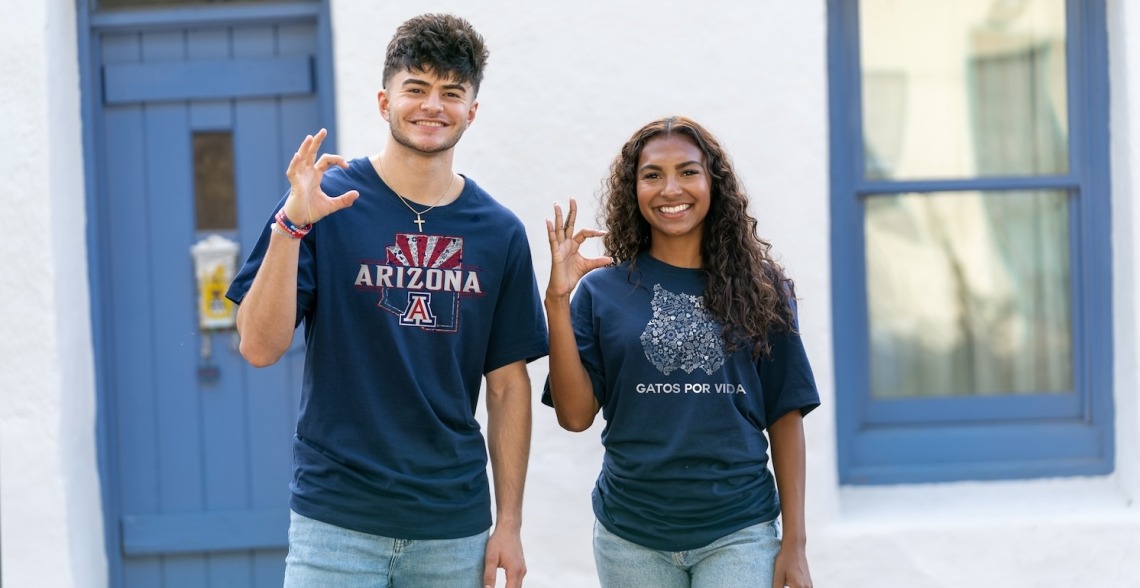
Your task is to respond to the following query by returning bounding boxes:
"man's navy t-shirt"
[228,158,548,540]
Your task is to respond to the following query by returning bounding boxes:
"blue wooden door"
[92,8,329,587]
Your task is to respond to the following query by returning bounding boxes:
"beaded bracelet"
[274,209,312,239]
[269,222,299,240]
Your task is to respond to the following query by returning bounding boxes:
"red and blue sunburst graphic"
[378,233,466,332]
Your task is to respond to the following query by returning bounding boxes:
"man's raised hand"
[281,128,359,226]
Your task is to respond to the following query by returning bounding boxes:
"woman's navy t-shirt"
[545,253,819,551]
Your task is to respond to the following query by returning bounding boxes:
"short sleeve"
[482,227,549,373]
[225,192,317,328]
[758,302,820,428]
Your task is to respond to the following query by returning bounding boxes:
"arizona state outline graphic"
[353,233,483,333]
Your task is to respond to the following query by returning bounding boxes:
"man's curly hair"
[601,116,797,358]
[383,14,489,95]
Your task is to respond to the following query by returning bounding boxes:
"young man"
[227,14,548,588]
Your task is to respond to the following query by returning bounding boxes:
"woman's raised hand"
[281,128,359,226]
[546,199,612,301]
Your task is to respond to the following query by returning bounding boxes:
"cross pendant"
[413,215,425,232]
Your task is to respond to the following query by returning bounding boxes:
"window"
[828,0,1112,484]
[193,131,237,232]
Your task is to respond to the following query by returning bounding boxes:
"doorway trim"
[76,1,336,584]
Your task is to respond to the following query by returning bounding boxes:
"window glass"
[860,0,1068,179]
[193,132,237,232]
[864,190,1072,398]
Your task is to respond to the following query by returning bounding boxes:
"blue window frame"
[827,0,1113,485]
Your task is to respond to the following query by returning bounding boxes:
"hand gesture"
[281,128,359,226]
[546,199,612,302]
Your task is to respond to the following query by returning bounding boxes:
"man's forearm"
[485,361,532,529]
[236,233,302,367]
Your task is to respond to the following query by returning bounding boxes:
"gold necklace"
[379,158,456,232]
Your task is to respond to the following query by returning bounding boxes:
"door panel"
[97,16,321,587]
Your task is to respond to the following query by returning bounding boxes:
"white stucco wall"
[4,1,1138,586]
[332,2,1140,586]
[0,0,106,587]
[1110,0,1140,513]
[331,2,832,586]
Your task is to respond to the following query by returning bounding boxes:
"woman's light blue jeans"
[593,518,781,588]
[283,510,489,587]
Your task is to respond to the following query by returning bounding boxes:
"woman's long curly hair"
[601,116,796,358]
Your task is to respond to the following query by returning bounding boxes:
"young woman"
[544,116,819,588]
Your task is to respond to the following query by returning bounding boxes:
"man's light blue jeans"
[593,518,781,588]
[283,510,489,587]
